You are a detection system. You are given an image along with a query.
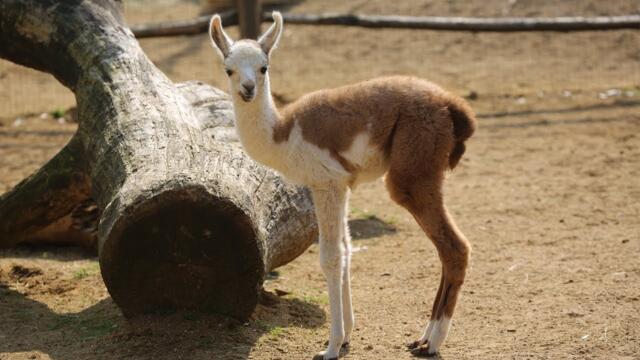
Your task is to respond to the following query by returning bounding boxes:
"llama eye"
[225,69,234,76]
[260,66,268,74]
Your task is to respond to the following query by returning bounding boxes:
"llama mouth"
[239,92,254,102]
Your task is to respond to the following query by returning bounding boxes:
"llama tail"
[447,97,477,169]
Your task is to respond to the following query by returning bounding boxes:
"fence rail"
[130,12,640,39]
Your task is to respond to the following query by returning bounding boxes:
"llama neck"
[231,76,287,171]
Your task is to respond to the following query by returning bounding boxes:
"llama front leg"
[341,192,355,346]
[312,184,348,360]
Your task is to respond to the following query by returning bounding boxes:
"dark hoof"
[410,344,438,358]
[407,340,423,350]
[313,342,348,359]
[312,355,337,360]
[323,340,349,347]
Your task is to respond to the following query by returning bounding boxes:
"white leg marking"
[341,191,354,344]
[426,317,452,354]
[312,185,348,359]
[416,320,435,345]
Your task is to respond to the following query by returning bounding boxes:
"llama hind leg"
[407,271,444,349]
[412,205,468,356]
[386,173,470,357]
[311,184,349,360]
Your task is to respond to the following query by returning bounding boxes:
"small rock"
[466,90,479,100]
[352,245,368,253]
[611,272,627,282]
[605,88,621,97]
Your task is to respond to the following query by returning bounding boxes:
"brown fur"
[447,96,476,169]
[272,76,476,174]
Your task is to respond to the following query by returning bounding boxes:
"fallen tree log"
[130,12,640,38]
[0,0,317,319]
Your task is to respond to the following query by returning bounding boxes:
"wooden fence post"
[237,0,262,39]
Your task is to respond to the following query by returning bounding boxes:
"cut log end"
[100,186,263,319]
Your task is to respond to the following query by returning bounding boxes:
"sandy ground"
[1,0,639,359]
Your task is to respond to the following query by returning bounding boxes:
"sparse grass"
[350,207,370,219]
[73,269,90,280]
[48,314,117,340]
[268,326,285,339]
[302,293,329,306]
[13,309,36,321]
[72,263,100,280]
[50,107,66,119]
[48,314,78,331]
[383,215,399,226]
[253,320,287,340]
[77,318,118,340]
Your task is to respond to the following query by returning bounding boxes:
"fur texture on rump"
[446,97,476,169]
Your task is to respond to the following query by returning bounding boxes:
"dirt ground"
[1,0,639,359]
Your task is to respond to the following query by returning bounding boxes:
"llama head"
[209,11,283,103]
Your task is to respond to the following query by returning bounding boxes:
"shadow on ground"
[349,215,396,240]
[0,246,326,360]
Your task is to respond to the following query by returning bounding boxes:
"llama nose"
[242,83,255,93]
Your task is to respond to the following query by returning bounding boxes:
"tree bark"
[0,0,317,319]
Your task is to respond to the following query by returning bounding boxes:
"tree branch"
[0,136,91,247]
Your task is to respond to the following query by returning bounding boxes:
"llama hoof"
[406,340,425,350]
[322,341,349,348]
[312,353,337,360]
[410,343,438,358]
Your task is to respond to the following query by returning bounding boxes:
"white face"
[224,41,269,103]
[209,12,283,104]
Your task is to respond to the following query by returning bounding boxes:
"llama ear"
[209,14,233,58]
[258,11,283,56]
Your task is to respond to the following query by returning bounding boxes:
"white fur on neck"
[231,74,288,172]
